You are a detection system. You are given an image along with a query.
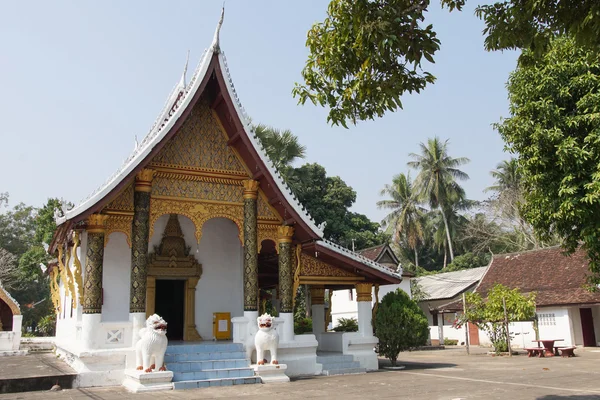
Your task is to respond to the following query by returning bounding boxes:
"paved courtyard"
[2,347,600,399]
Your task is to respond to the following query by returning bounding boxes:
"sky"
[0,0,518,225]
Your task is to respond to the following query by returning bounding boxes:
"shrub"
[332,317,358,332]
[375,289,429,366]
[38,314,56,337]
[294,317,312,334]
[443,338,458,346]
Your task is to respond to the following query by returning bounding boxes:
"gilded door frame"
[146,265,202,341]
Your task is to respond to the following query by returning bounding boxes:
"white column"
[130,312,146,347]
[279,313,294,342]
[312,304,325,335]
[81,313,102,350]
[355,283,374,337]
[11,315,22,351]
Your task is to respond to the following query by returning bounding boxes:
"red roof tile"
[357,244,386,261]
[477,247,600,307]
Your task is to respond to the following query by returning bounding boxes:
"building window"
[349,290,353,301]
[432,313,438,327]
[537,312,556,326]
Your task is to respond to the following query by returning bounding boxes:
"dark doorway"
[155,280,185,341]
[580,308,597,347]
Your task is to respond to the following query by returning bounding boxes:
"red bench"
[557,347,576,358]
[524,347,545,357]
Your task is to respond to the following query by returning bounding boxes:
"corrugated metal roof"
[416,267,487,301]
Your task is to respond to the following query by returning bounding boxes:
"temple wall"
[102,232,131,322]
[194,218,243,340]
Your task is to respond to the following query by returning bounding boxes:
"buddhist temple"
[48,11,401,387]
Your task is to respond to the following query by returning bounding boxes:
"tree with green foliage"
[495,37,600,283]
[461,284,536,354]
[445,252,489,272]
[287,163,388,249]
[253,124,306,174]
[0,195,62,334]
[375,289,429,366]
[408,137,470,263]
[378,173,425,267]
[295,0,600,127]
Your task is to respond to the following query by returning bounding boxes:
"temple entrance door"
[155,279,185,341]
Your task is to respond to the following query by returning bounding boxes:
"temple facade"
[48,16,401,386]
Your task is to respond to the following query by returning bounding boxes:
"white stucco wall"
[101,232,131,322]
[331,278,411,328]
[538,307,574,346]
[191,217,243,340]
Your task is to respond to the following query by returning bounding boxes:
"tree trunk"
[305,284,311,317]
[443,247,447,269]
[440,206,455,261]
[414,246,419,268]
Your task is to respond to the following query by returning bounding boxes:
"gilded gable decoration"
[300,253,358,278]
[150,98,246,174]
[152,175,244,203]
[49,267,61,313]
[257,224,279,253]
[105,184,134,212]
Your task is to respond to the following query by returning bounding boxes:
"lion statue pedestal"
[123,314,173,393]
[252,314,289,383]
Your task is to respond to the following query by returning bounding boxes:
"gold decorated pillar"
[83,214,108,314]
[184,277,202,341]
[355,283,374,337]
[242,179,259,311]
[130,168,155,313]
[310,285,326,334]
[278,225,295,313]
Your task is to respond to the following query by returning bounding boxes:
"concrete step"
[164,350,246,363]
[173,367,254,381]
[166,343,244,354]
[168,358,249,373]
[322,367,366,376]
[173,376,261,390]
[19,339,55,354]
[316,355,355,364]
[319,361,361,370]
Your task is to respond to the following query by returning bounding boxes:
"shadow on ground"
[378,358,457,371]
[537,396,600,400]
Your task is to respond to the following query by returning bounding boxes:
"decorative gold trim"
[300,253,358,277]
[372,284,380,321]
[355,283,373,302]
[243,179,259,199]
[64,245,77,309]
[135,168,155,192]
[277,225,294,244]
[148,198,243,244]
[57,247,69,302]
[257,224,278,253]
[104,214,133,248]
[0,284,20,316]
[151,195,244,207]
[292,244,302,308]
[87,214,108,233]
[310,286,325,305]
[149,162,249,179]
[300,276,365,284]
[72,232,84,306]
[49,267,61,313]
[154,171,244,186]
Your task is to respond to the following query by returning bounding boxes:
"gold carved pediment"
[300,253,358,278]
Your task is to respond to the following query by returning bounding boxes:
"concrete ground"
[2,347,600,399]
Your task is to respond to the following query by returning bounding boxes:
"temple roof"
[0,280,20,316]
[52,11,400,285]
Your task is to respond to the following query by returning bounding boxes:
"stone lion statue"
[135,314,168,373]
[255,314,279,365]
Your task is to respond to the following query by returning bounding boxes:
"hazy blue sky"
[0,0,518,224]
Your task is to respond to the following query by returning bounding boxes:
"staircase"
[317,352,366,376]
[165,342,260,389]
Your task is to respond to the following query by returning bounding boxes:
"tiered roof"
[51,10,400,285]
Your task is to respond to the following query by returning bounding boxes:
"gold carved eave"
[300,253,359,278]
[104,213,133,247]
[300,276,365,285]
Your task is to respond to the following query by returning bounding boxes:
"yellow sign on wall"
[213,312,231,340]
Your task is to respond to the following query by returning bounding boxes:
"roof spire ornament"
[211,5,225,53]
[179,50,190,88]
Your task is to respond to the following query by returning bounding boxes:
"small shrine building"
[48,15,401,384]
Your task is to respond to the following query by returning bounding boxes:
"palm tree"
[408,137,470,262]
[485,158,520,193]
[253,124,307,172]
[377,173,424,267]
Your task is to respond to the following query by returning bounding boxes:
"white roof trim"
[217,52,323,236]
[0,279,20,313]
[318,239,402,280]
[56,22,323,238]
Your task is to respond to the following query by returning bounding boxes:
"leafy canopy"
[293,0,439,127]
[296,0,600,126]
[375,289,429,366]
[496,37,600,284]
